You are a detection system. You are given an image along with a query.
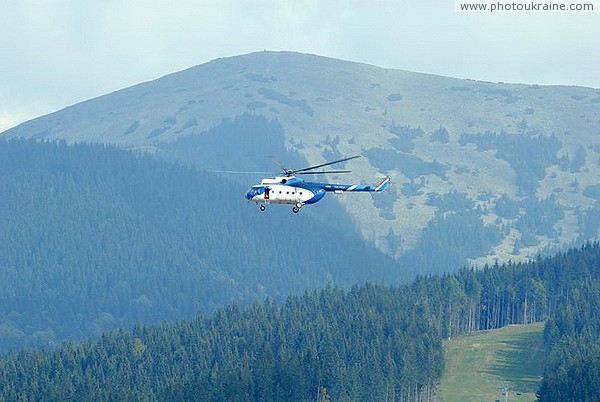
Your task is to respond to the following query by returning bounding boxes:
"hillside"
[1,244,599,401]
[0,138,402,351]
[3,51,600,270]
[438,323,544,402]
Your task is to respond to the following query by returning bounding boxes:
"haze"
[1,0,599,132]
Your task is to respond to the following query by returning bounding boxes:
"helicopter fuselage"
[245,175,390,213]
[245,176,326,206]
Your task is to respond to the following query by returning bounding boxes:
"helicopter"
[243,155,390,213]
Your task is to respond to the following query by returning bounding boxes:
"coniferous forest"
[1,138,599,400]
[0,138,402,351]
[1,241,599,400]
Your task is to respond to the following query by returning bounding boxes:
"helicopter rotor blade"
[295,155,361,173]
[297,170,352,175]
[208,170,274,175]
[267,156,291,174]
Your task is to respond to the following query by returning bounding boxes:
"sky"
[1,0,599,132]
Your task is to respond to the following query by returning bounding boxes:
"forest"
[1,136,599,400]
[459,130,562,193]
[0,243,598,401]
[0,137,403,351]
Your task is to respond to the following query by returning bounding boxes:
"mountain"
[0,138,402,351]
[3,51,600,269]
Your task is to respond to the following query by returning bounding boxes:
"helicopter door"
[264,187,270,200]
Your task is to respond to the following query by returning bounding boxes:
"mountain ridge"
[3,50,600,268]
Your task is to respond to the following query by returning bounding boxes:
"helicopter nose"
[245,190,253,200]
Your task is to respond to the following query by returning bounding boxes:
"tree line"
[1,243,599,400]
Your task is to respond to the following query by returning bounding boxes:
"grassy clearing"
[437,322,545,402]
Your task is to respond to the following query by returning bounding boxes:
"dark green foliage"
[477,88,519,104]
[1,241,600,400]
[583,183,600,201]
[363,147,449,180]
[382,228,403,252]
[577,202,600,239]
[449,86,471,92]
[515,194,564,239]
[426,191,474,213]
[494,193,564,248]
[160,113,301,174]
[123,121,139,135]
[402,179,425,197]
[388,123,424,153]
[1,243,599,401]
[570,146,587,173]
[0,284,444,401]
[147,126,168,139]
[459,131,562,193]
[558,146,587,173]
[401,209,502,275]
[257,88,314,116]
[536,245,600,401]
[430,127,449,144]
[321,135,343,162]
[371,189,397,221]
[246,101,267,110]
[494,193,520,219]
[0,138,403,351]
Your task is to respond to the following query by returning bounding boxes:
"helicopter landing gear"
[260,205,266,212]
[292,202,303,213]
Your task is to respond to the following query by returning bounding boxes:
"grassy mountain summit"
[3,51,600,267]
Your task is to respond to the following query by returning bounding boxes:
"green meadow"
[438,323,545,402]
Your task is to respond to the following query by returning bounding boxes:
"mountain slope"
[0,137,402,351]
[4,51,600,268]
[2,243,599,401]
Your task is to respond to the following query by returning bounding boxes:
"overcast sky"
[1,0,599,132]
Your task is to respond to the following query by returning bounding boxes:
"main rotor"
[270,155,361,177]
[209,155,361,177]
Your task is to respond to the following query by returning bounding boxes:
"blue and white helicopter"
[244,155,390,213]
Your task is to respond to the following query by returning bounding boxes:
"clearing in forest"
[437,322,545,402]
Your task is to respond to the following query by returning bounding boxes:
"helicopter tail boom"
[324,176,390,193]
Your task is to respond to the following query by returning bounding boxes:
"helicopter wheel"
[260,205,266,211]
[292,206,300,213]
